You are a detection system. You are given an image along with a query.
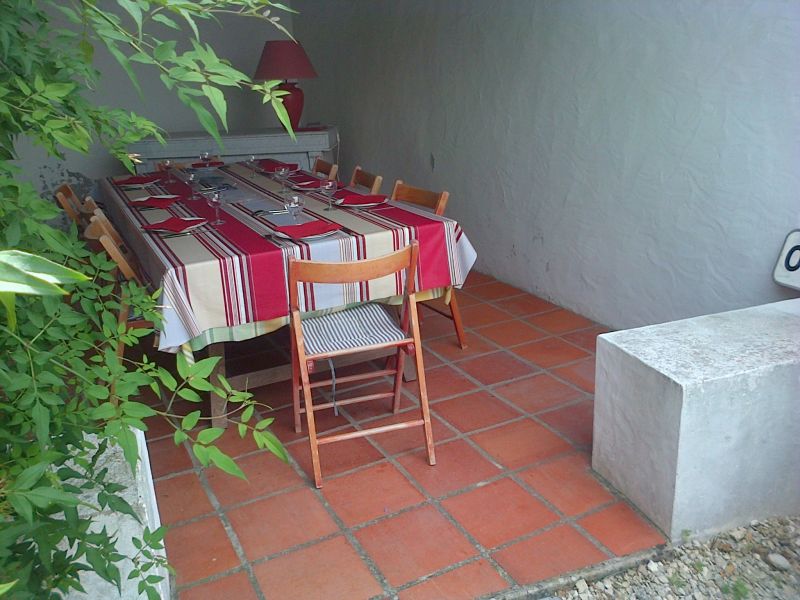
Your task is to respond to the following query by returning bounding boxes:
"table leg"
[208,343,228,428]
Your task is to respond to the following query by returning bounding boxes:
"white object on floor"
[593,298,800,542]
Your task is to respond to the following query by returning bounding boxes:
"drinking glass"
[247,155,258,179]
[274,165,290,198]
[187,172,200,200]
[283,194,304,223]
[206,191,225,226]
[162,159,174,184]
[320,179,337,211]
[199,150,211,163]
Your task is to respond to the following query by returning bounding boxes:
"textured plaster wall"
[293,0,800,329]
[15,12,293,196]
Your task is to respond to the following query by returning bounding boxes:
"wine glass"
[199,150,211,164]
[320,179,337,211]
[284,194,304,223]
[247,155,258,179]
[206,191,225,226]
[273,165,290,197]
[187,172,200,200]
[162,159,174,184]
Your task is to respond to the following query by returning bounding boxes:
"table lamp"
[253,40,318,131]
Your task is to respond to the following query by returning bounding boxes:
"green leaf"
[196,427,224,445]
[116,0,143,34]
[31,402,50,448]
[255,429,288,462]
[0,581,18,596]
[208,447,245,480]
[176,351,189,379]
[122,401,157,419]
[181,410,201,431]
[0,292,16,330]
[8,493,33,522]
[187,100,222,148]
[153,41,176,62]
[176,387,202,403]
[152,13,179,30]
[118,427,139,472]
[13,463,48,491]
[26,486,79,508]
[91,402,118,420]
[201,84,227,130]
[187,356,219,379]
[105,493,141,522]
[271,96,296,140]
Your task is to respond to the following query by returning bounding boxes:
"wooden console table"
[128,126,337,173]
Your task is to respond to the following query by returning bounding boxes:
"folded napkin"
[258,159,299,173]
[333,188,361,200]
[273,221,342,239]
[142,217,206,233]
[191,161,224,168]
[132,196,179,209]
[116,174,162,185]
[290,177,322,188]
[337,194,388,206]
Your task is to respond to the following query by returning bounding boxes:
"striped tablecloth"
[99,163,477,352]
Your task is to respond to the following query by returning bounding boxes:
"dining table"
[98,160,477,426]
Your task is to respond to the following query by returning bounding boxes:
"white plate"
[269,229,339,241]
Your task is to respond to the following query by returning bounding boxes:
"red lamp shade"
[253,41,317,131]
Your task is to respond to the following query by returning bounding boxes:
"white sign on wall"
[774,229,800,291]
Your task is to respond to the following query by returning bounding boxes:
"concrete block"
[593,299,800,542]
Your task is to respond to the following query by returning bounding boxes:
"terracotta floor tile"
[355,505,477,586]
[399,559,509,600]
[538,401,594,449]
[578,502,666,556]
[397,439,502,497]
[475,320,547,347]
[420,312,460,339]
[463,271,496,288]
[466,281,526,301]
[460,303,514,327]
[457,352,531,386]
[527,309,595,334]
[227,488,338,560]
[552,357,596,393]
[249,379,294,410]
[205,450,303,507]
[253,536,383,600]
[562,325,610,353]
[433,391,520,433]
[493,374,585,414]
[512,337,590,369]
[154,472,213,525]
[414,365,477,401]
[425,334,498,363]
[368,411,455,456]
[493,524,607,585]
[148,437,193,479]
[471,420,572,469]
[323,462,425,526]
[165,517,240,586]
[495,294,558,317]
[144,414,176,441]
[179,571,258,600]
[442,478,558,548]
[519,454,614,516]
[264,405,347,445]
[289,430,385,481]
[337,381,401,422]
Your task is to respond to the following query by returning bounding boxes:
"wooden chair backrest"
[312,158,339,181]
[390,180,449,216]
[350,165,383,194]
[288,242,419,312]
[55,191,80,224]
[99,234,141,284]
[90,209,125,248]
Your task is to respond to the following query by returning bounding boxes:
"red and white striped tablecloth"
[99,163,477,352]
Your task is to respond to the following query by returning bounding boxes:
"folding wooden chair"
[390,180,467,348]
[311,157,339,181]
[54,184,81,225]
[289,241,436,487]
[349,165,383,194]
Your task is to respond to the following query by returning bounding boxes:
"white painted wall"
[293,0,800,329]
[15,11,293,195]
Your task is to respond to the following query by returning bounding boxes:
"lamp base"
[277,81,304,131]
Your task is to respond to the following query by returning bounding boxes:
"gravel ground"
[552,516,800,600]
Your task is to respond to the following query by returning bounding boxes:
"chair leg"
[391,348,406,414]
[299,360,324,488]
[291,331,302,433]
[449,290,468,350]
[409,303,436,466]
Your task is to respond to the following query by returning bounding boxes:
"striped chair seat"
[302,302,406,356]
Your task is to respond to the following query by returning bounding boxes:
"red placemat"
[273,221,342,239]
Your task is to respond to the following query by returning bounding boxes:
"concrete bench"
[593,299,800,542]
